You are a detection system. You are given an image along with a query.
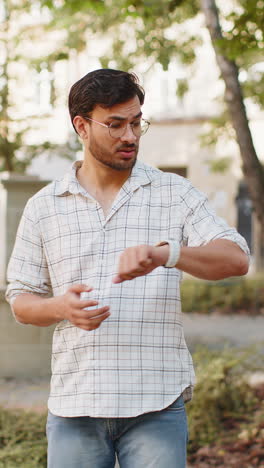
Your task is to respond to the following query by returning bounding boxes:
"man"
[6,69,249,468]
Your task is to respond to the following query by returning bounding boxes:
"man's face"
[85,96,141,171]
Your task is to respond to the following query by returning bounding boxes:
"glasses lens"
[140,120,150,136]
[109,124,125,138]
[109,120,150,138]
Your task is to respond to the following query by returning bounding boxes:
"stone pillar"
[0,173,54,378]
[0,287,55,378]
[0,172,50,286]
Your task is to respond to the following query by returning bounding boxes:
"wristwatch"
[155,240,181,268]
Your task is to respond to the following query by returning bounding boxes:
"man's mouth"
[117,146,137,158]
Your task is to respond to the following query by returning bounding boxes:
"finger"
[112,273,134,283]
[137,245,153,267]
[72,307,109,322]
[139,258,152,268]
[69,284,93,294]
[127,247,141,272]
[117,249,140,279]
[77,310,111,331]
[113,246,152,283]
[70,297,98,310]
[114,259,143,282]
[112,275,123,284]
[124,246,152,275]
[82,305,110,319]
[79,299,99,309]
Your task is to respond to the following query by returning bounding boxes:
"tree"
[201,0,264,235]
[43,0,264,239]
[0,0,80,173]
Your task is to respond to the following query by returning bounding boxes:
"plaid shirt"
[6,161,249,417]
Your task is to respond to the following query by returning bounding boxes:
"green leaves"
[41,0,105,14]
[223,0,264,59]
[243,71,264,107]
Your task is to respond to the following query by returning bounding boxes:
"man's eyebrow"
[107,111,142,121]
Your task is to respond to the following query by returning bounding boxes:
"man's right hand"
[12,284,110,330]
[60,284,110,331]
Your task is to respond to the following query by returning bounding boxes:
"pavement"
[183,312,264,350]
[0,376,50,412]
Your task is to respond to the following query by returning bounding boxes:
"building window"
[159,166,187,178]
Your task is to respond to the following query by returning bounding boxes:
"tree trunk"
[200,0,264,236]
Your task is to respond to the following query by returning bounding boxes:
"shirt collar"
[124,160,157,192]
[54,160,157,196]
[54,161,86,196]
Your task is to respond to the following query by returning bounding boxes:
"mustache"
[116,143,138,151]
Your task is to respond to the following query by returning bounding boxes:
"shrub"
[181,275,264,314]
[187,346,261,453]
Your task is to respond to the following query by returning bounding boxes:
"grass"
[0,408,47,467]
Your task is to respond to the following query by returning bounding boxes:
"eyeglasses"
[83,116,150,138]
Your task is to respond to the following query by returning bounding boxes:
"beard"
[88,135,139,171]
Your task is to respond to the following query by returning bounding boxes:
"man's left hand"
[112,244,169,284]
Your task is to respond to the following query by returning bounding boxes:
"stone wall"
[0,287,54,378]
[0,173,53,378]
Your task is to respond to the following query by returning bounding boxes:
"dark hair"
[68,69,145,132]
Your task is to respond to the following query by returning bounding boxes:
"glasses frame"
[83,116,150,138]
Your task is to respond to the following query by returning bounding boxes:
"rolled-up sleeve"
[182,188,250,257]
[6,198,52,305]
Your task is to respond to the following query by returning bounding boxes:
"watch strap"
[155,240,181,268]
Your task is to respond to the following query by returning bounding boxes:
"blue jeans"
[46,395,188,468]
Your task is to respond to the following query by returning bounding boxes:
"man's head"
[69,69,147,172]
[69,69,145,132]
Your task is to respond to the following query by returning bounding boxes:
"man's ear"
[73,116,88,139]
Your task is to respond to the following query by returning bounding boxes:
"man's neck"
[76,158,134,217]
[77,159,132,194]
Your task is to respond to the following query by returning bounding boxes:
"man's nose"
[120,124,137,142]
